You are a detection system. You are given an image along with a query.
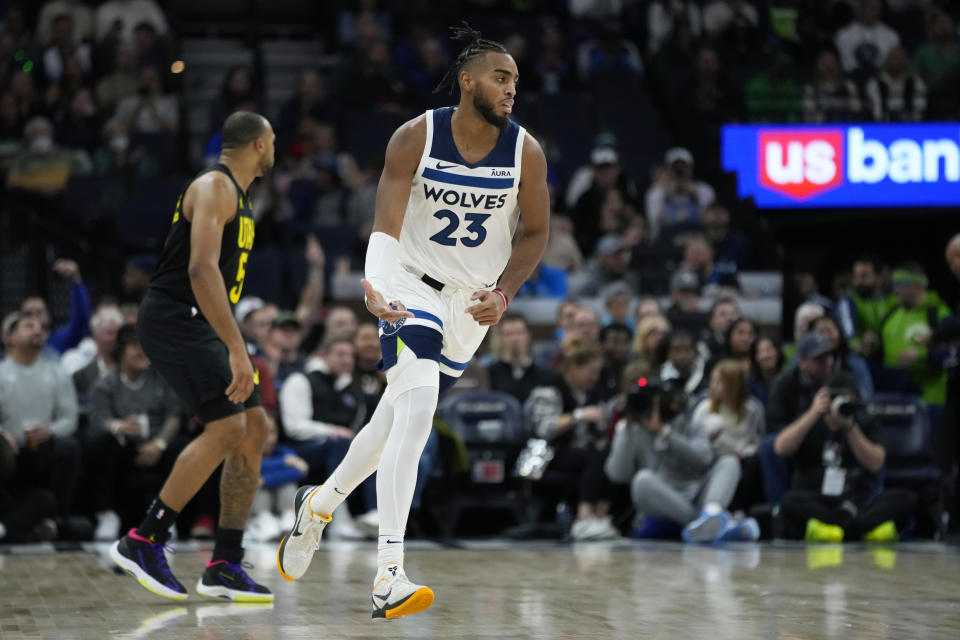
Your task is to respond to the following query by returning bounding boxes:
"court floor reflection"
[1,539,959,639]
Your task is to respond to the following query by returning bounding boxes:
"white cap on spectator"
[234,296,264,324]
[2,311,24,336]
[596,234,627,257]
[602,281,632,303]
[670,269,701,293]
[591,147,619,166]
[664,146,694,166]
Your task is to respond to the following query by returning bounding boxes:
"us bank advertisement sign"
[722,124,960,208]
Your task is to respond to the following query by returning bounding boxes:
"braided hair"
[433,22,509,95]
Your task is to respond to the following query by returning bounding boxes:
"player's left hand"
[465,290,506,326]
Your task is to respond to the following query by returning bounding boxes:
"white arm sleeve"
[364,231,399,298]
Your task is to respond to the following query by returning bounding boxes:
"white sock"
[375,385,437,568]
[309,397,395,516]
[378,530,405,568]
[703,502,723,515]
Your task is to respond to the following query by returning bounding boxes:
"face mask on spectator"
[110,133,129,153]
[30,135,53,152]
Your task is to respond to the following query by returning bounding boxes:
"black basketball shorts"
[138,292,262,423]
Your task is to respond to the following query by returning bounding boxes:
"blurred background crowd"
[1,0,959,547]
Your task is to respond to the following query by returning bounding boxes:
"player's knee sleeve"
[385,349,440,401]
[347,396,394,463]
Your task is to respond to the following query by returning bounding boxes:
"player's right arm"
[362,116,426,324]
[186,174,254,403]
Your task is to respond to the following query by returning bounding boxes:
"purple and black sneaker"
[196,560,274,602]
[109,528,188,600]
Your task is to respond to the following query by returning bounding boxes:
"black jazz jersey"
[149,164,255,308]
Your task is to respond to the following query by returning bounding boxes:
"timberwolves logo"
[380,315,407,337]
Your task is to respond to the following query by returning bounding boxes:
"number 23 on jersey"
[429,209,491,247]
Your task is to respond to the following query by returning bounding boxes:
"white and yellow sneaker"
[276,485,331,581]
[371,564,434,620]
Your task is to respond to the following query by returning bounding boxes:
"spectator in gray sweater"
[605,377,759,542]
[0,311,80,516]
[690,359,766,512]
[85,324,183,540]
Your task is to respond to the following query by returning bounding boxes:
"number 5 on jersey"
[429,209,491,247]
[229,251,248,304]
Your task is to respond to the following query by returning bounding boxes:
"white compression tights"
[309,354,439,568]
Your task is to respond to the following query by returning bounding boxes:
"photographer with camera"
[773,365,916,542]
[605,375,760,542]
[809,315,873,400]
[524,341,618,541]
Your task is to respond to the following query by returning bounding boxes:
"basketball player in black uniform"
[109,112,275,602]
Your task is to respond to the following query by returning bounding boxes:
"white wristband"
[364,231,399,299]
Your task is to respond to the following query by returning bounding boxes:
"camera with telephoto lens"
[829,388,862,419]
[624,376,682,423]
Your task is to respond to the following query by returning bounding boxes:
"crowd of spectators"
[1,1,957,292]
[478,241,957,542]
[2,1,960,545]
[0,0,177,193]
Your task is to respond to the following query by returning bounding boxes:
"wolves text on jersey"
[423,185,508,210]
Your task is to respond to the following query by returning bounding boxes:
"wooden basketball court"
[1,539,958,639]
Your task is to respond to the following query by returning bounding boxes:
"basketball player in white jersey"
[276,24,549,619]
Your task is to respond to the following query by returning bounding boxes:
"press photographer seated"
[524,341,618,541]
[774,372,917,542]
[605,376,759,543]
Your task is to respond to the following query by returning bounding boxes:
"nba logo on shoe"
[759,129,844,201]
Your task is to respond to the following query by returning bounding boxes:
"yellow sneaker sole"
[384,587,435,620]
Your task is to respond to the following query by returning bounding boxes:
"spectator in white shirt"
[42,14,93,84]
[37,0,94,46]
[703,0,759,36]
[278,336,364,476]
[835,0,901,73]
[647,1,703,54]
[644,147,715,241]
[96,0,168,44]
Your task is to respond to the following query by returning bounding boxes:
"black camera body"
[828,387,862,419]
[625,376,683,423]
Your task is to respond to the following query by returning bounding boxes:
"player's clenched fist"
[465,290,506,326]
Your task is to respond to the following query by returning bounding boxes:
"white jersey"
[398,107,525,291]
